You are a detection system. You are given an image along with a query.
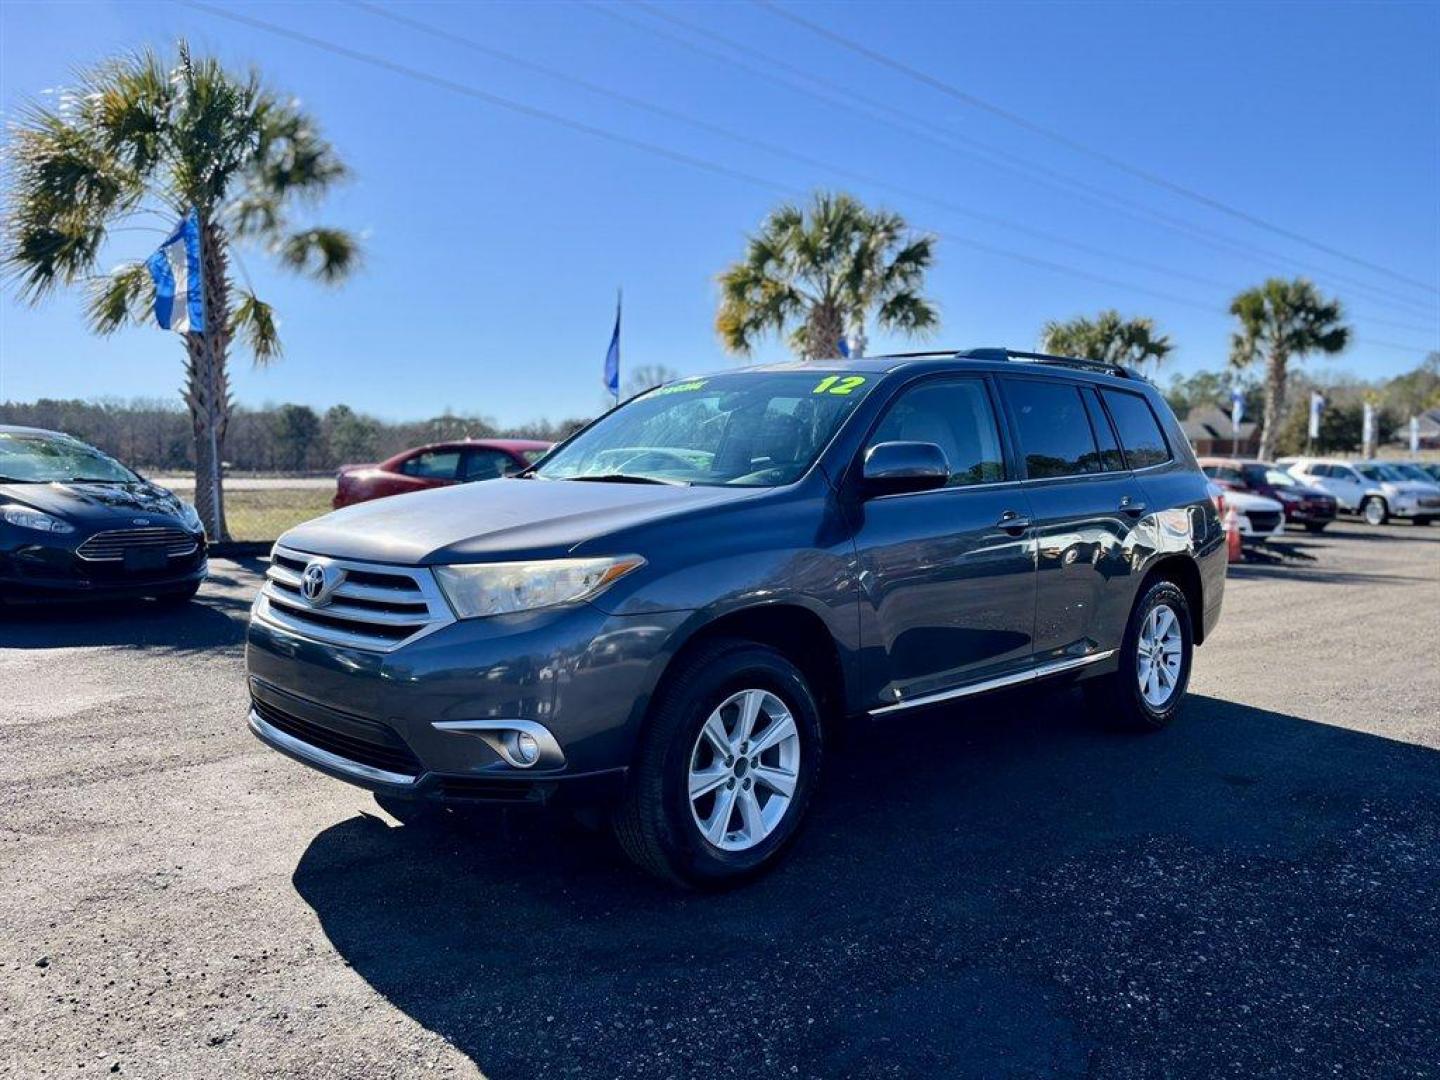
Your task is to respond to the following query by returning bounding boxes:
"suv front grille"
[78,527,200,561]
[255,545,455,652]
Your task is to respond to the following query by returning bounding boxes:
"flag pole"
[614,288,622,408]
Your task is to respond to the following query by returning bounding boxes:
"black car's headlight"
[434,556,645,619]
[178,500,204,534]
[1,504,75,534]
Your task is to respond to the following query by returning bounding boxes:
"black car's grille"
[252,696,422,778]
[1247,510,1283,533]
[78,527,200,561]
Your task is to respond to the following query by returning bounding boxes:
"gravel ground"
[2,521,1437,1079]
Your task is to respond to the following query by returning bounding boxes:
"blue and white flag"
[1230,386,1245,428]
[603,291,621,402]
[836,335,850,358]
[1308,391,1325,440]
[147,210,205,333]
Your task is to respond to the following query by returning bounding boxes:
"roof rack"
[955,347,1135,379]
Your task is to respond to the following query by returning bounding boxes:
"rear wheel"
[613,639,822,888]
[1083,579,1193,732]
[1362,496,1389,526]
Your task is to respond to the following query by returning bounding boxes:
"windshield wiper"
[68,476,130,484]
[562,473,688,486]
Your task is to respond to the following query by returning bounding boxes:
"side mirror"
[862,441,949,496]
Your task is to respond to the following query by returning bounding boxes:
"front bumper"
[0,538,208,601]
[1281,501,1337,525]
[245,600,690,807]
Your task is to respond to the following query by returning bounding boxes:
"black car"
[0,426,208,604]
[246,349,1226,887]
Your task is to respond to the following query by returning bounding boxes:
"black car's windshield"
[535,371,877,487]
[0,432,139,484]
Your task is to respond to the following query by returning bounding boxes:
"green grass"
[224,488,334,542]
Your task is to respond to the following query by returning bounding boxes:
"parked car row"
[1280,458,1440,526]
[1199,455,1440,536]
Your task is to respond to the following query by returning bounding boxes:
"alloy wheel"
[1136,603,1183,708]
[688,689,800,852]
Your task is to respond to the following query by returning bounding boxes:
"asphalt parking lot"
[2,522,1437,1079]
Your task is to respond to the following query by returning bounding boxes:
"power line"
[349,0,1242,297]
[609,1,1435,321]
[179,1,1434,358]
[756,0,1439,298]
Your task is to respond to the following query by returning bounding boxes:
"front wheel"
[1362,497,1389,526]
[1083,579,1193,732]
[613,639,822,888]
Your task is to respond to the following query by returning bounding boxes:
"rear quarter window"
[1101,390,1172,469]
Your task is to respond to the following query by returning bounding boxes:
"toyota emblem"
[301,562,331,605]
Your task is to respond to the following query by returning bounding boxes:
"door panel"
[851,377,1036,707]
[1000,377,1145,662]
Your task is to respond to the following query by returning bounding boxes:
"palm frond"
[231,288,282,363]
[85,261,153,334]
[275,227,362,283]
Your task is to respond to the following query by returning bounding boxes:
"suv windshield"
[0,432,138,484]
[535,371,876,487]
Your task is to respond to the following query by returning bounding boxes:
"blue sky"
[1,0,1437,427]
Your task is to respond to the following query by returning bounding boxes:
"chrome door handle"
[997,510,1031,533]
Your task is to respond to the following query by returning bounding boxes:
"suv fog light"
[432,719,564,769]
[510,731,541,767]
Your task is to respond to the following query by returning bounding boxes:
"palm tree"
[1228,278,1349,460]
[3,43,359,539]
[716,191,938,361]
[1040,310,1173,376]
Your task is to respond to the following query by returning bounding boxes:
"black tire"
[612,638,823,889]
[1083,578,1193,732]
[1361,496,1389,526]
[1303,522,1328,534]
[152,582,202,605]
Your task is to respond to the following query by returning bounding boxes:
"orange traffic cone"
[1224,508,1243,563]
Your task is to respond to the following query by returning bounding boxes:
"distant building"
[1180,406,1258,456]
[1411,408,1440,450]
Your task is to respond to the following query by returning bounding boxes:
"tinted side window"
[869,378,1005,486]
[399,450,461,479]
[1101,390,1171,469]
[1082,389,1125,471]
[1000,379,1101,479]
[460,448,513,481]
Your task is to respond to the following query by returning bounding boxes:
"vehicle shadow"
[0,557,262,651]
[291,692,1440,1079]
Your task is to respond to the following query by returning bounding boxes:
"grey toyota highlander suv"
[246,349,1225,886]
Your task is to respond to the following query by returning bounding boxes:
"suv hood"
[278,476,766,564]
[0,480,190,528]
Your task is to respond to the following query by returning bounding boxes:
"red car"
[1198,456,1338,532]
[333,439,552,509]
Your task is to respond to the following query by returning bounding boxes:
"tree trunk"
[1257,347,1288,461]
[184,216,233,541]
[802,304,846,361]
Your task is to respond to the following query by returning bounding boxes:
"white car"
[1282,457,1440,525]
[1207,481,1285,542]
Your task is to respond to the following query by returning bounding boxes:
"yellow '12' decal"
[812,375,867,395]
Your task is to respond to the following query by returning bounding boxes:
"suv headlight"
[1,504,75,534]
[434,556,645,619]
